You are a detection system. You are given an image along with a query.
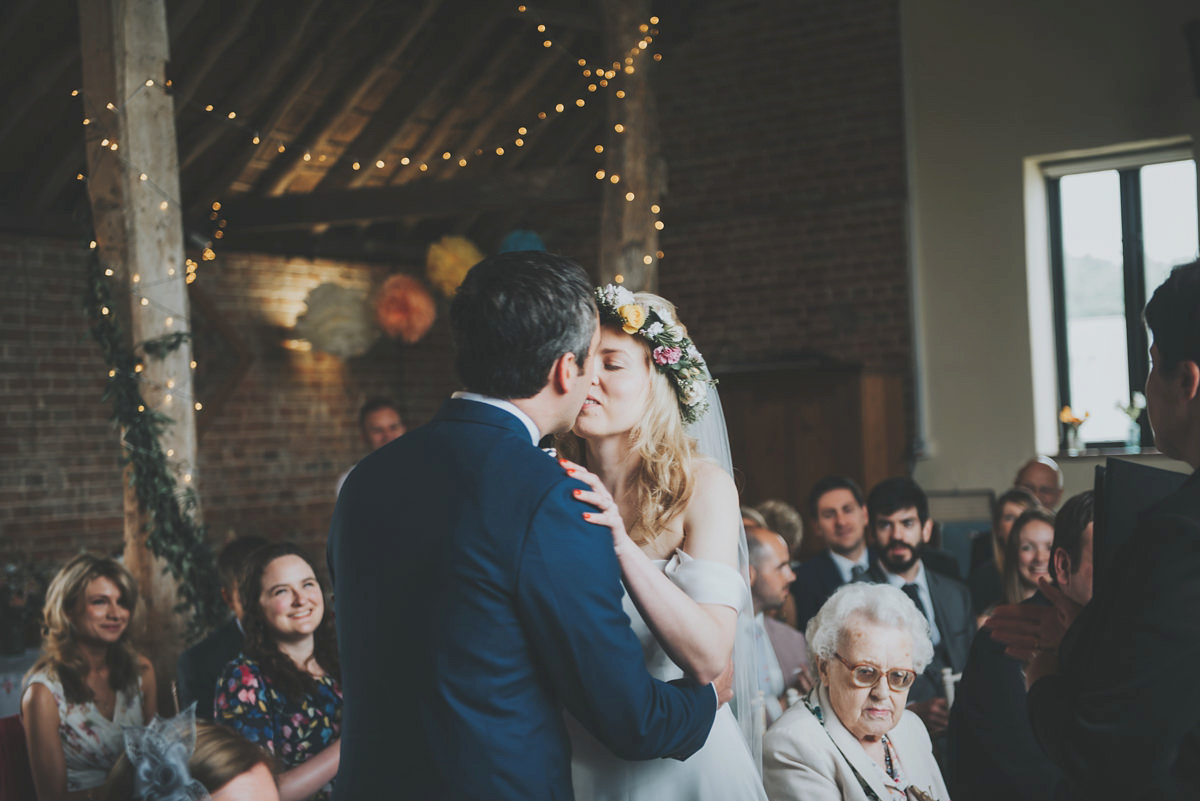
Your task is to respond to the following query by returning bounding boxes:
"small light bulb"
[377,159,386,168]
[496,147,505,155]
[167,379,175,388]
[184,473,192,482]
[278,144,286,153]
[135,364,144,373]
[575,98,585,107]
[352,161,361,170]
[458,158,468,166]
[654,220,664,230]
[419,163,428,171]
[194,402,203,411]
[401,156,411,165]
[543,39,552,48]
[442,152,451,160]
[71,89,80,96]
[650,15,659,24]
[90,240,98,249]
[615,274,625,284]
[252,135,261,144]
[555,103,564,113]
[140,297,149,306]
[614,123,625,133]
[518,127,527,135]
[164,394,172,402]
[132,273,140,283]
[537,24,545,32]
[101,306,110,315]
[303,152,312,161]
[651,204,661,213]
[538,111,547,119]
[643,254,653,264]
[227,111,236,119]
[515,138,524,146]
[108,369,116,377]
[625,192,635,201]
[104,268,113,276]
[205,104,213,112]
[160,201,169,210]
[595,170,606,180]
[594,144,604,153]
[610,174,620,183]
[588,83,597,92]
[139,173,148,181]
[190,360,197,369]
[109,142,118,150]
[146,79,155,87]
[616,90,626,99]
[101,139,109,146]
[167,449,174,457]
[138,404,145,412]
[653,53,662,62]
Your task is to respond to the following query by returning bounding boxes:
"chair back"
[0,714,36,801]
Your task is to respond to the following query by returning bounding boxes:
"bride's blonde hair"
[559,292,699,549]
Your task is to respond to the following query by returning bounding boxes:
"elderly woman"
[763,583,948,801]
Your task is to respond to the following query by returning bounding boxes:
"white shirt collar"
[452,391,541,444]
[829,548,870,584]
[880,558,928,592]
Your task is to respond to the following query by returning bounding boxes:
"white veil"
[686,383,764,771]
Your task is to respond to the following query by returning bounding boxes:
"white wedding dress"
[566,550,768,801]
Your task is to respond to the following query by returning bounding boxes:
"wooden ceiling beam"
[177,0,326,171]
[222,163,597,230]
[385,32,528,185]
[183,0,374,213]
[314,7,506,193]
[171,0,264,112]
[251,0,446,197]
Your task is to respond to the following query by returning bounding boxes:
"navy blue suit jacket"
[176,616,242,721]
[793,550,876,634]
[327,399,717,801]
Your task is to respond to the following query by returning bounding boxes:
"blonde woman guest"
[559,286,766,801]
[966,487,1039,617]
[1001,507,1056,606]
[21,554,156,801]
[763,583,947,801]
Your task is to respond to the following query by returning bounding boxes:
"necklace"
[882,735,898,781]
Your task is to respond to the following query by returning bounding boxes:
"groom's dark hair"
[450,251,597,399]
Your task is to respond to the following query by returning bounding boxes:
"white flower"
[685,381,709,404]
[644,321,665,338]
[666,324,685,340]
[685,344,700,360]
[604,285,636,307]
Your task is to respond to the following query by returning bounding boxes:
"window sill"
[1056,446,1161,460]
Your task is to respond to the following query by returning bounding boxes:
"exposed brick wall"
[1,0,912,570]
[0,237,458,571]
[655,0,910,380]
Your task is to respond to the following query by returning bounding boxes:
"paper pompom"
[426,235,485,297]
[498,229,546,253]
[375,273,436,344]
[294,283,377,358]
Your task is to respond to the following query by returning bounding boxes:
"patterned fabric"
[214,656,341,801]
[23,669,144,791]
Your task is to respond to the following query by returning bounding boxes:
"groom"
[328,252,719,800]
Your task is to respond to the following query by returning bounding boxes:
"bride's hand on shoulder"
[560,459,637,556]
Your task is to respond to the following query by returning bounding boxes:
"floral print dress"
[214,656,341,801]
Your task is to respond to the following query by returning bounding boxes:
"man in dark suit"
[949,491,1093,800]
[176,535,267,719]
[866,476,973,738]
[327,252,719,801]
[791,476,872,633]
[992,259,1200,798]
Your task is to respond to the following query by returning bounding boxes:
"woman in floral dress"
[215,543,340,801]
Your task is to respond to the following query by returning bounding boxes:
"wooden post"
[78,0,195,706]
[598,0,662,292]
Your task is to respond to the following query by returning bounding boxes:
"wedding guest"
[792,476,872,633]
[866,477,973,738]
[1014,456,1064,510]
[741,506,767,530]
[214,543,340,801]
[966,487,1039,616]
[990,259,1200,796]
[747,526,812,725]
[1001,508,1055,605]
[947,492,1092,801]
[103,715,279,801]
[334,398,406,496]
[21,554,157,801]
[763,582,948,800]
[177,535,268,720]
[756,499,804,556]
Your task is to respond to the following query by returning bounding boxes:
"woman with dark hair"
[1002,508,1056,605]
[214,543,340,801]
[21,553,157,801]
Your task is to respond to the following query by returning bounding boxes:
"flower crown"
[595,284,715,424]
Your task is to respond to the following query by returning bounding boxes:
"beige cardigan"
[762,685,949,801]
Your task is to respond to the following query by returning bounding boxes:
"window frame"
[1044,145,1195,450]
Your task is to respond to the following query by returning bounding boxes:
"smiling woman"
[21,554,156,801]
[214,544,341,801]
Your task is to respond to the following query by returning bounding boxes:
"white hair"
[805,582,935,674]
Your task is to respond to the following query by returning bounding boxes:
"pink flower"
[653,346,682,366]
[237,687,256,704]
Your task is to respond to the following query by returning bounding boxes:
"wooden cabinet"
[717,364,907,561]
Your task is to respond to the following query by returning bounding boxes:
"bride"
[558,284,767,801]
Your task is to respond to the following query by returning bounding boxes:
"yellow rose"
[618,303,646,334]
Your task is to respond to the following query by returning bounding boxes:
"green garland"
[84,253,225,639]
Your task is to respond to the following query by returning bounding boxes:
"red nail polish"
[566,468,575,475]
[583,512,591,520]
[573,489,582,497]
[559,458,569,465]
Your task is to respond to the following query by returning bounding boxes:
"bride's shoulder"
[691,456,734,491]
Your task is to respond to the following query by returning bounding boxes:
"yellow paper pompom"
[426,235,485,297]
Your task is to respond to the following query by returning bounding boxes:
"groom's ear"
[549,352,576,395]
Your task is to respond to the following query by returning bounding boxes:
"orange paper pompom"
[375,273,436,344]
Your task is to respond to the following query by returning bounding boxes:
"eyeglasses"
[834,653,917,691]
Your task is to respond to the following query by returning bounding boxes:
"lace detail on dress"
[663,550,749,613]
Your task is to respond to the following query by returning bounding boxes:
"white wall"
[902,0,1200,498]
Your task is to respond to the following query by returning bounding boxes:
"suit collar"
[434,397,539,442]
[450,392,540,443]
[815,684,892,800]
